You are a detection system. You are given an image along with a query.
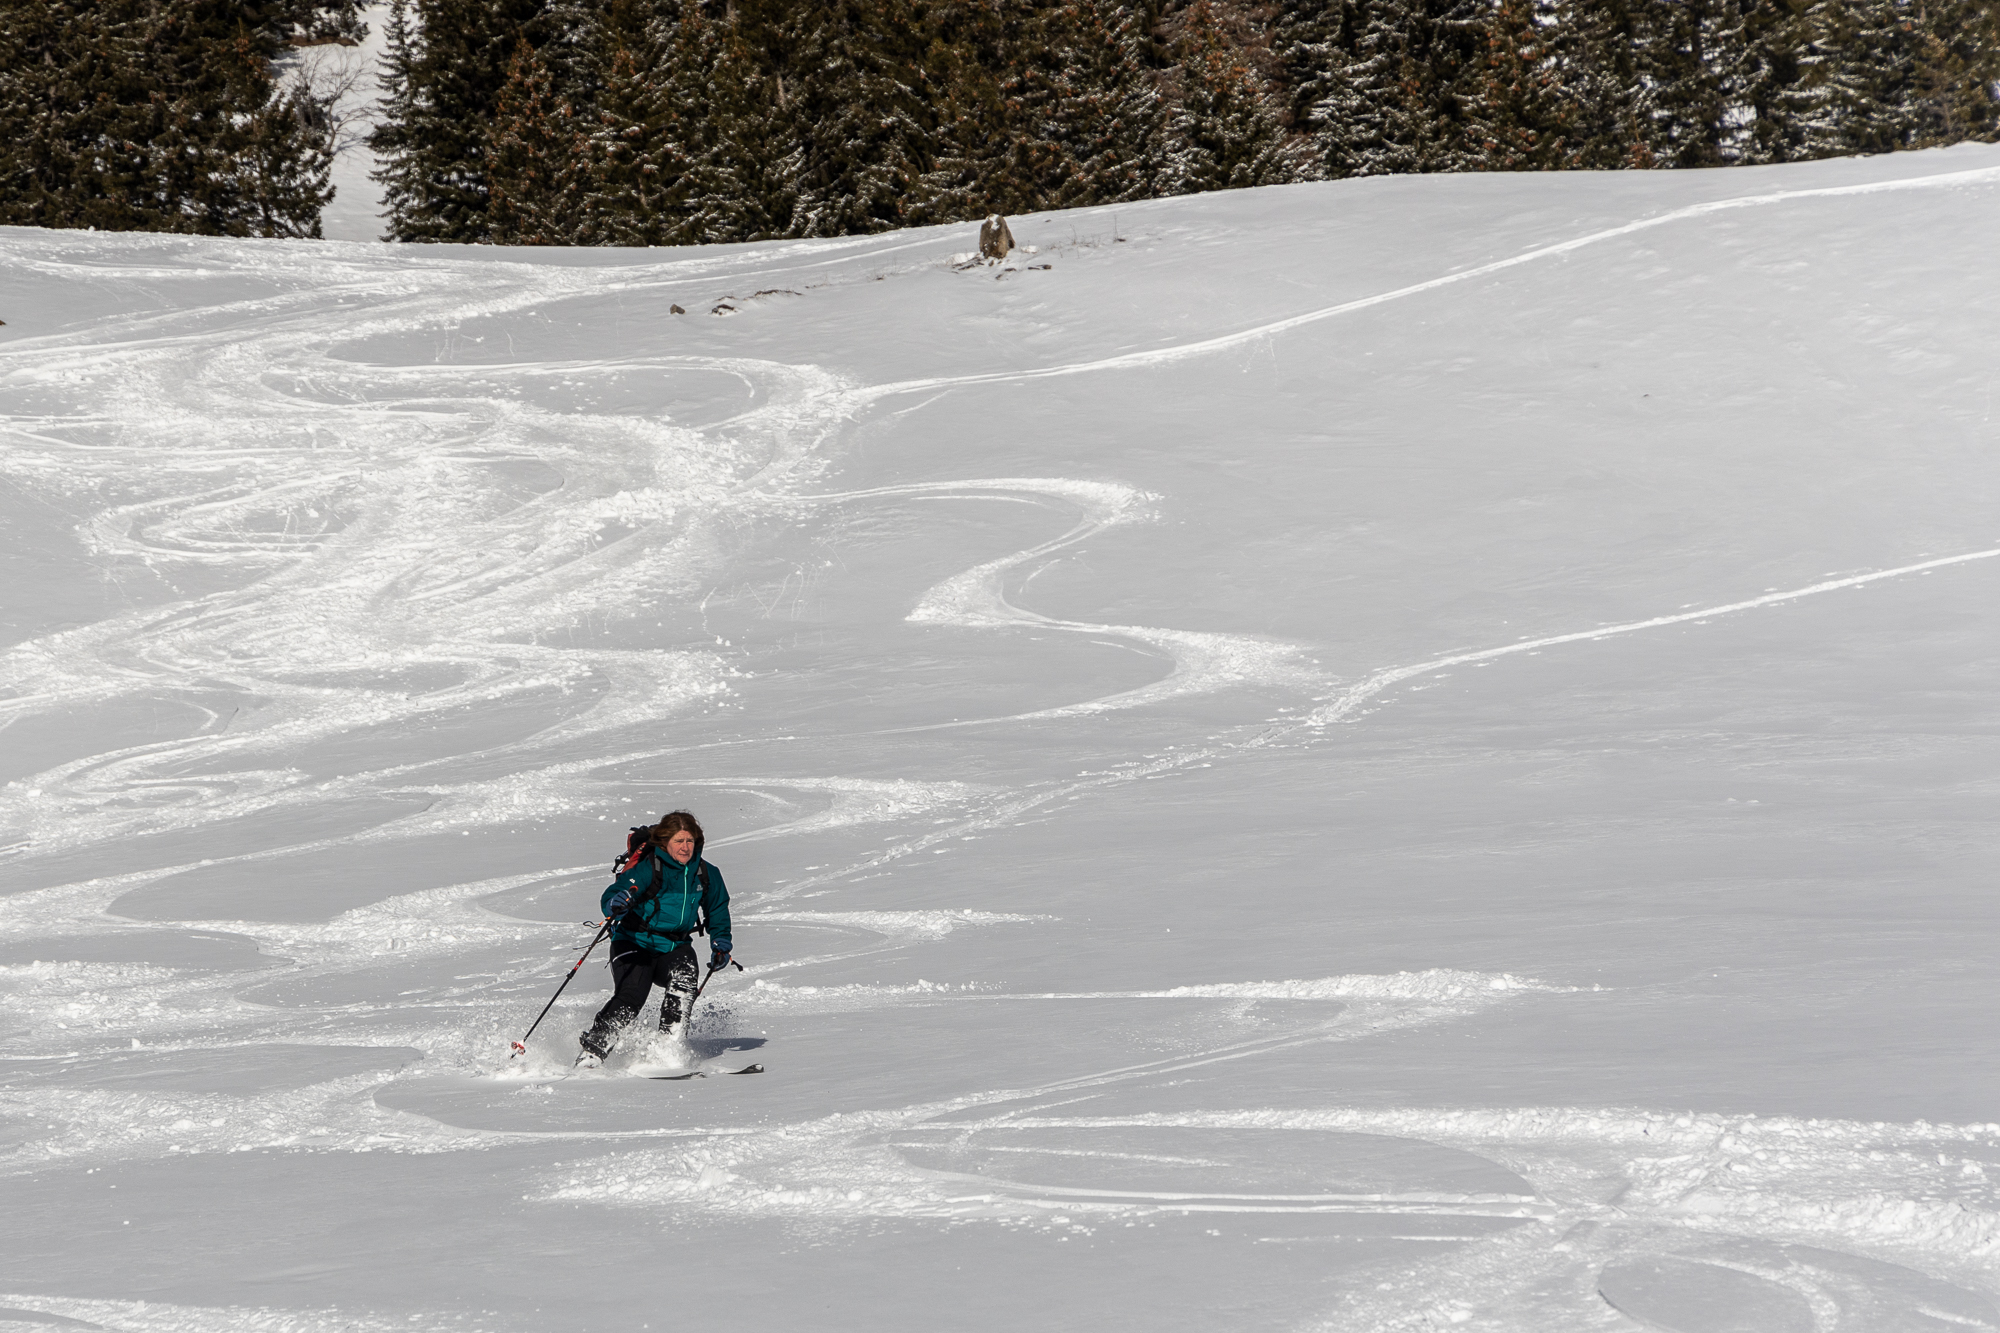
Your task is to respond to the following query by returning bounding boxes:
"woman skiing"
[578,810,732,1065]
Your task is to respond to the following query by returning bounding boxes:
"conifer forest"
[2,0,1999,242]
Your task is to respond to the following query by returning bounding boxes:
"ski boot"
[576,1025,613,1068]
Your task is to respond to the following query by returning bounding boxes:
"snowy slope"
[4,147,2000,1332]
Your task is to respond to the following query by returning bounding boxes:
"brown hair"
[653,810,704,861]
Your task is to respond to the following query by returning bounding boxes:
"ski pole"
[685,956,744,1020]
[510,917,614,1058]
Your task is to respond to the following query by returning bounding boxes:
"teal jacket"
[602,853,731,954]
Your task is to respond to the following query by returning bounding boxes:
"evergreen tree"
[1160,0,1300,191]
[237,71,340,235]
[1908,0,2000,146]
[349,0,2000,245]
[370,0,557,242]
[1769,0,1901,158]
[573,0,715,244]
[999,0,1169,210]
[488,37,589,243]
[1778,0,2000,155]
[684,18,803,242]
[1272,0,1349,139]
[0,0,336,236]
[277,0,370,44]
[570,6,684,246]
[1289,0,1494,176]
[1626,0,1750,166]
[757,0,951,236]
[1458,0,1586,169]
[1552,0,1655,168]
[905,1,1013,225]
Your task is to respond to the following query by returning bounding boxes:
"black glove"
[709,946,732,971]
[607,889,633,917]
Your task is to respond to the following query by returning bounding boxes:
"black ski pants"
[588,939,699,1042]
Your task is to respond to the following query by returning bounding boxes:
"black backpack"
[613,826,709,938]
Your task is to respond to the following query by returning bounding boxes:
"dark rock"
[670,304,685,315]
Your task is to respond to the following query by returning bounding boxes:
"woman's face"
[663,829,697,865]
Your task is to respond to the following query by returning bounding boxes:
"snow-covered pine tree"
[1549,0,1656,168]
[236,72,340,237]
[1271,0,1353,161]
[0,0,143,229]
[1907,0,2000,147]
[1777,0,2000,156]
[568,0,742,245]
[1457,0,1585,169]
[683,17,802,243]
[488,37,589,243]
[371,0,562,242]
[761,0,949,236]
[277,0,370,44]
[1625,0,1752,166]
[486,0,608,243]
[1273,0,1338,126]
[889,0,1168,223]
[902,0,1011,226]
[1008,0,1170,210]
[569,0,681,246]
[0,0,335,235]
[1760,0,1896,159]
[1288,0,1494,176]
[1159,0,1300,193]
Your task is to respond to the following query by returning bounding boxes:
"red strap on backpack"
[614,826,652,874]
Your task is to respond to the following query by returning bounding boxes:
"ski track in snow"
[0,1291,444,1333]
[849,162,2000,395]
[535,1081,2000,1332]
[5,160,2000,1328]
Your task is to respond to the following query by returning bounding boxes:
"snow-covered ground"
[4,148,2000,1331]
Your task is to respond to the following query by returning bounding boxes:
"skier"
[578,810,732,1065]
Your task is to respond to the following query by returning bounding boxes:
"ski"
[649,1062,763,1080]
